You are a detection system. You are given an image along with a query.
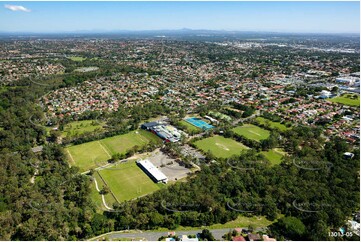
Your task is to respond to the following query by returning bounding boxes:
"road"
[90,228,236,241]
[90,227,265,241]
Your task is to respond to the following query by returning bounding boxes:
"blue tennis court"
[185,117,214,130]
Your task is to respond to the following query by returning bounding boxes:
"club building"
[141,121,182,143]
[137,159,168,184]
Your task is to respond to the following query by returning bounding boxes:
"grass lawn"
[101,130,161,154]
[194,135,249,159]
[256,117,289,132]
[98,160,161,202]
[149,214,279,232]
[232,124,270,142]
[178,120,201,133]
[66,140,111,172]
[207,215,277,230]
[67,56,87,62]
[62,120,105,137]
[66,129,161,172]
[260,148,286,166]
[330,94,360,107]
[89,172,117,212]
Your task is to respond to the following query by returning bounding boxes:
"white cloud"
[4,4,31,12]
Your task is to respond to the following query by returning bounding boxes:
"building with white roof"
[319,90,332,99]
[137,159,168,183]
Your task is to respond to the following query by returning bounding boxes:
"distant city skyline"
[0,1,360,34]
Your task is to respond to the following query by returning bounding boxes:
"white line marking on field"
[136,132,147,143]
[98,141,112,158]
[248,130,261,136]
[66,149,75,164]
[215,142,230,151]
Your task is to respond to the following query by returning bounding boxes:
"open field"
[255,117,289,132]
[330,94,360,107]
[207,214,279,230]
[98,160,161,202]
[261,148,286,165]
[232,124,270,141]
[67,56,87,62]
[62,120,105,137]
[150,214,280,232]
[194,135,249,159]
[66,130,161,172]
[66,141,110,171]
[101,130,161,154]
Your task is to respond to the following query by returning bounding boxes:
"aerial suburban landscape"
[0,1,359,241]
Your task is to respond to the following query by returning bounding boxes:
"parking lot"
[147,150,191,181]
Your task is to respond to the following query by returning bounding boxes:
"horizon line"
[0,29,359,35]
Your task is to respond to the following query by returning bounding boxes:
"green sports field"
[62,120,105,138]
[100,130,161,154]
[194,135,249,159]
[66,140,111,171]
[98,161,161,202]
[256,117,289,132]
[330,94,360,107]
[232,124,270,141]
[66,130,161,172]
[261,148,286,165]
[67,56,87,62]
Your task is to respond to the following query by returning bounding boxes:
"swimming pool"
[185,117,214,130]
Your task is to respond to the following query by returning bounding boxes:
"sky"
[0,1,360,34]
